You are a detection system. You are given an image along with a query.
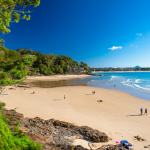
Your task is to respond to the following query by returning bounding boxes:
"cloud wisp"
[108,46,122,50]
[136,33,142,36]
[129,44,137,47]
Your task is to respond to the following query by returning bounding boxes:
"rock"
[54,120,76,128]
[2,108,110,149]
[13,112,24,118]
[134,135,145,141]
[18,126,30,133]
[97,144,128,150]
[144,146,149,148]
[74,126,108,142]
[27,134,55,145]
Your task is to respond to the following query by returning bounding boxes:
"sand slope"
[1,84,150,150]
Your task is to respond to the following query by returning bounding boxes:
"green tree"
[0,0,40,34]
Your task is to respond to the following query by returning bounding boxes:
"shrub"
[0,105,42,150]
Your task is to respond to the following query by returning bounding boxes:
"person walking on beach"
[140,108,143,115]
[64,95,66,100]
[144,108,147,115]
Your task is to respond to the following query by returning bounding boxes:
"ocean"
[84,72,150,100]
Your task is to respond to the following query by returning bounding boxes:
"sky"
[2,0,150,68]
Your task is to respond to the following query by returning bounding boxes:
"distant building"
[28,55,35,57]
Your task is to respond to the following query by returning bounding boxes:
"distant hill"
[134,65,142,68]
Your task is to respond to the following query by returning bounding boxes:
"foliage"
[0,0,40,34]
[0,103,42,150]
[0,45,90,86]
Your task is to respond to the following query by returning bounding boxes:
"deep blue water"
[80,72,150,100]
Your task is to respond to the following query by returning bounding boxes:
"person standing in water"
[140,108,143,115]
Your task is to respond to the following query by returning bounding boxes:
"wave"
[134,84,150,91]
[135,79,141,83]
[121,78,150,92]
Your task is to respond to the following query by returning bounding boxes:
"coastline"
[1,77,150,149]
[25,74,92,83]
[92,71,150,73]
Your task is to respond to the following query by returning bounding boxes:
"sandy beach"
[1,75,150,150]
[25,75,91,82]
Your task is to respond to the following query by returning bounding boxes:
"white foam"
[134,84,150,91]
[135,79,141,83]
[121,80,135,88]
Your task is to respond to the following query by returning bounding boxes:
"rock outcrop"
[2,108,131,150]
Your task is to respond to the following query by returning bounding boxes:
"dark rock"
[134,135,145,141]
[98,100,103,102]
[54,120,76,128]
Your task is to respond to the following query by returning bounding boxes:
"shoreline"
[25,74,92,83]
[92,71,150,73]
[1,82,150,149]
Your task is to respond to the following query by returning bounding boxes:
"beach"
[1,75,150,150]
[25,74,91,82]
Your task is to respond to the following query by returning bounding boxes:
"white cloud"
[129,44,133,46]
[135,45,137,47]
[108,46,122,50]
[136,33,142,36]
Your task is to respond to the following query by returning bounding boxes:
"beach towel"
[121,140,132,148]
[113,140,121,145]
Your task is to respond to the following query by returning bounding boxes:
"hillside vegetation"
[0,43,90,86]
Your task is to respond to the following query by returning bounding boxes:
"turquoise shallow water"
[29,72,150,100]
[84,72,150,100]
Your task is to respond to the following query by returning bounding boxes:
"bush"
[0,104,42,150]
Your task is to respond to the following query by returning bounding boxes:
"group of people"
[92,91,95,94]
[140,108,147,115]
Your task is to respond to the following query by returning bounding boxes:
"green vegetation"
[0,102,42,150]
[0,0,40,34]
[0,44,91,85]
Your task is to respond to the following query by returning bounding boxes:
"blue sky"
[2,0,150,67]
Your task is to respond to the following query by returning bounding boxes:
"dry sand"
[1,75,150,150]
[25,74,91,82]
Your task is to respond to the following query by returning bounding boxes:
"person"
[140,108,143,115]
[144,108,147,115]
[114,84,116,88]
[33,91,35,94]
[64,95,66,100]
[94,91,95,94]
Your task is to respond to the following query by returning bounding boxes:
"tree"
[80,61,88,67]
[0,39,5,46]
[0,0,40,34]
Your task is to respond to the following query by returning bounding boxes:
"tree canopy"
[0,45,91,85]
[0,0,40,34]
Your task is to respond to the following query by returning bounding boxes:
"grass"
[0,102,43,150]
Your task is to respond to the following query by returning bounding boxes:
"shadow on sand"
[126,114,141,117]
[86,94,93,95]
[53,99,62,101]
